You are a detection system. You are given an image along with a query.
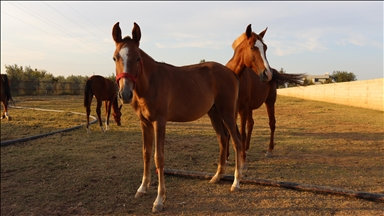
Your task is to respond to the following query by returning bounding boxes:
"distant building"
[304,72,330,84]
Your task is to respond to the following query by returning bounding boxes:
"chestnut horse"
[225,25,304,160]
[1,74,15,120]
[84,75,122,133]
[112,22,270,213]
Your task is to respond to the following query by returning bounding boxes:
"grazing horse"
[112,22,251,213]
[1,74,15,120]
[84,75,122,133]
[225,24,304,160]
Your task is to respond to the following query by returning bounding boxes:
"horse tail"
[2,75,14,105]
[271,68,306,87]
[84,78,93,107]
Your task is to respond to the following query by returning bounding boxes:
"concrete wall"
[277,78,384,111]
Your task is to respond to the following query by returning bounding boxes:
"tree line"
[277,68,357,87]
[3,64,116,96]
[3,63,357,96]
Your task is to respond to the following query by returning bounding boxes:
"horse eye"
[113,57,116,62]
[137,57,141,62]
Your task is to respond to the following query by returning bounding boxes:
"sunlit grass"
[1,95,383,215]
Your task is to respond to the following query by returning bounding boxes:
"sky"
[1,1,383,81]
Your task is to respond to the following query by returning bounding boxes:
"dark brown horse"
[226,25,304,160]
[1,74,15,120]
[84,75,122,133]
[112,22,260,213]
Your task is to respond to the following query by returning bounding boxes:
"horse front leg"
[152,120,167,213]
[96,99,105,132]
[105,101,112,131]
[135,120,154,198]
[1,102,10,120]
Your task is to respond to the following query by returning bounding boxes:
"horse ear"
[259,27,268,39]
[246,24,252,38]
[112,22,123,43]
[132,22,141,45]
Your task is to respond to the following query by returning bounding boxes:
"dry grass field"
[1,95,383,215]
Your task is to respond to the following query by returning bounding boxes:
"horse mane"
[232,31,265,50]
[232,33,247,50]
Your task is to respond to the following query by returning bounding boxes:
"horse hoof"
[135,191,146,198]
[152,204,163,213]
[265,151,273,157]
[209,176,221,184]
[230,185,240,192]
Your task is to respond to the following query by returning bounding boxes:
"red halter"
[115,59,143,89]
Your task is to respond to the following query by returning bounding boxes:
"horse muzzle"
[118,90,133,104]
[260,69,273,82]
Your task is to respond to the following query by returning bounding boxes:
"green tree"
[200,59,206,63]
[303,78,315,86]
[106,73,116,83]
[331,71,357,82]
[323,77,334,84]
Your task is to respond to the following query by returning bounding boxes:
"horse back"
[134,61,239,122]
[88,75,117,100]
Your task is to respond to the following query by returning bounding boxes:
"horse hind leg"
[213,106,245,192]
[207,106,230,184]
[265,101,276,157]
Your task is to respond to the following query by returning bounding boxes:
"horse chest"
[131,99,162,122]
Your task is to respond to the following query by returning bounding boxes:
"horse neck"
[134,49,156,95]
[225,47,246,77]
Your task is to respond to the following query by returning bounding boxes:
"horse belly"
[167,94,213,122]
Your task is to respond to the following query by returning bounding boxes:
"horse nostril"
[263,70,267,77]
[129,91,133,100]
[259,70,268,82]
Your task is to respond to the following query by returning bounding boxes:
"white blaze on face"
[255,40,272,80]
[118,47,134,91]
[119,47,129,73]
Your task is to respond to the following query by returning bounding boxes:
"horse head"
[112,22,142,104]
[231,24,272,82]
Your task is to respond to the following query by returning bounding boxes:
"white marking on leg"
[105,121,109,131]
[137,183,148,194]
